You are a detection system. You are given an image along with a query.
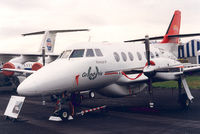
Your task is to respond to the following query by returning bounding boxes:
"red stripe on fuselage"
[104,72,119,75]
[121,61,155,80]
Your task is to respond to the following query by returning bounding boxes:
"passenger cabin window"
[60,50,72,58]
[113,52,120,62]
[86,49,95,57]
[70,49,85,58]
[121,52,127,62]
[137,52,142,61]
[95,49,103,57]
[128,52,134,61]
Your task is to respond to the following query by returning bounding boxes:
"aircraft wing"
[0,51,59,56]
[182,63,200,74]
[2,68,35,74]
[0,51,59,64]
[116,63,200,85]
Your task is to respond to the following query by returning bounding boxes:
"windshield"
[69,49,85,58]
[60,50,72,58]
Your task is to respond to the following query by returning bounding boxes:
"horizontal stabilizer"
[22,29,89,36]
[124,36,163,42]
[124,33,200,43]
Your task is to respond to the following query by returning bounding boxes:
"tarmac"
[0,88,200,134]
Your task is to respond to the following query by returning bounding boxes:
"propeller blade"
[145,35,150,66]
[42,46,45,66]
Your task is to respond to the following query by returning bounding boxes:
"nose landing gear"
[49,91,106,121]
[49,92,81,121]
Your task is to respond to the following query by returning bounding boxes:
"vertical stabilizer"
[40,31,56,53]
[161,10,181,43]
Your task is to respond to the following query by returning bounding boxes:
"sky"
[0,0,200,53]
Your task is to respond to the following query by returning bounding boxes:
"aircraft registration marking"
[96,60,107,64]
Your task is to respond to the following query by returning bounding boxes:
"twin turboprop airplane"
[0,29,89,90]
[9,10,200,120]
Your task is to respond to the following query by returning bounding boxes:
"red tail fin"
[161,10,181,43]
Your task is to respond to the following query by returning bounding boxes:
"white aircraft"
[11,10,200,120]
[0,29,89,90]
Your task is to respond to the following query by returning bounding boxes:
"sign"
[4,96,25,119]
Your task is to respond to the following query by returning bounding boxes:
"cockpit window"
[86,49,95,57]
[60,50,72,58]
[95,49,103,57]
[70,49,85,58]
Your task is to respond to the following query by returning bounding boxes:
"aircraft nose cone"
[17,83,25,96]
[17,59,74,96]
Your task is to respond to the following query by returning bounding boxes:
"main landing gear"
[146,76,194,110]
[178,76,194,109]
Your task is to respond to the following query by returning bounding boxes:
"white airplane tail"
[40,31,56,53]
[155,10,181,58]
[22,29,89,53]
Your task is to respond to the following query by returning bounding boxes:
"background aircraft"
[12,10,200,121]
[0,29,89,91]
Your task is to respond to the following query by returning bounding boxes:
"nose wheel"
[59,109,70,121]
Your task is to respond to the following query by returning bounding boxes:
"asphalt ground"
[0,88,200,134]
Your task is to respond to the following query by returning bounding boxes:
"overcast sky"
[0,0,200,53]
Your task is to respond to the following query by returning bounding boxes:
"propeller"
[143,35,156,77]
[143,35,154,108]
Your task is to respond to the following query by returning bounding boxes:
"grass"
[153,76,200,89]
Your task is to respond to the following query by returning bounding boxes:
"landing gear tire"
[179,93,190,110]
[59,109,69,121]
[89,91,95,98]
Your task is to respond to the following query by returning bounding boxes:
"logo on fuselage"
[82,66,103,80]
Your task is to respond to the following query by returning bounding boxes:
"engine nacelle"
[96,83,147,98]
[32,62,43,71]
[2,62,23,76]
[155,72,180,81]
